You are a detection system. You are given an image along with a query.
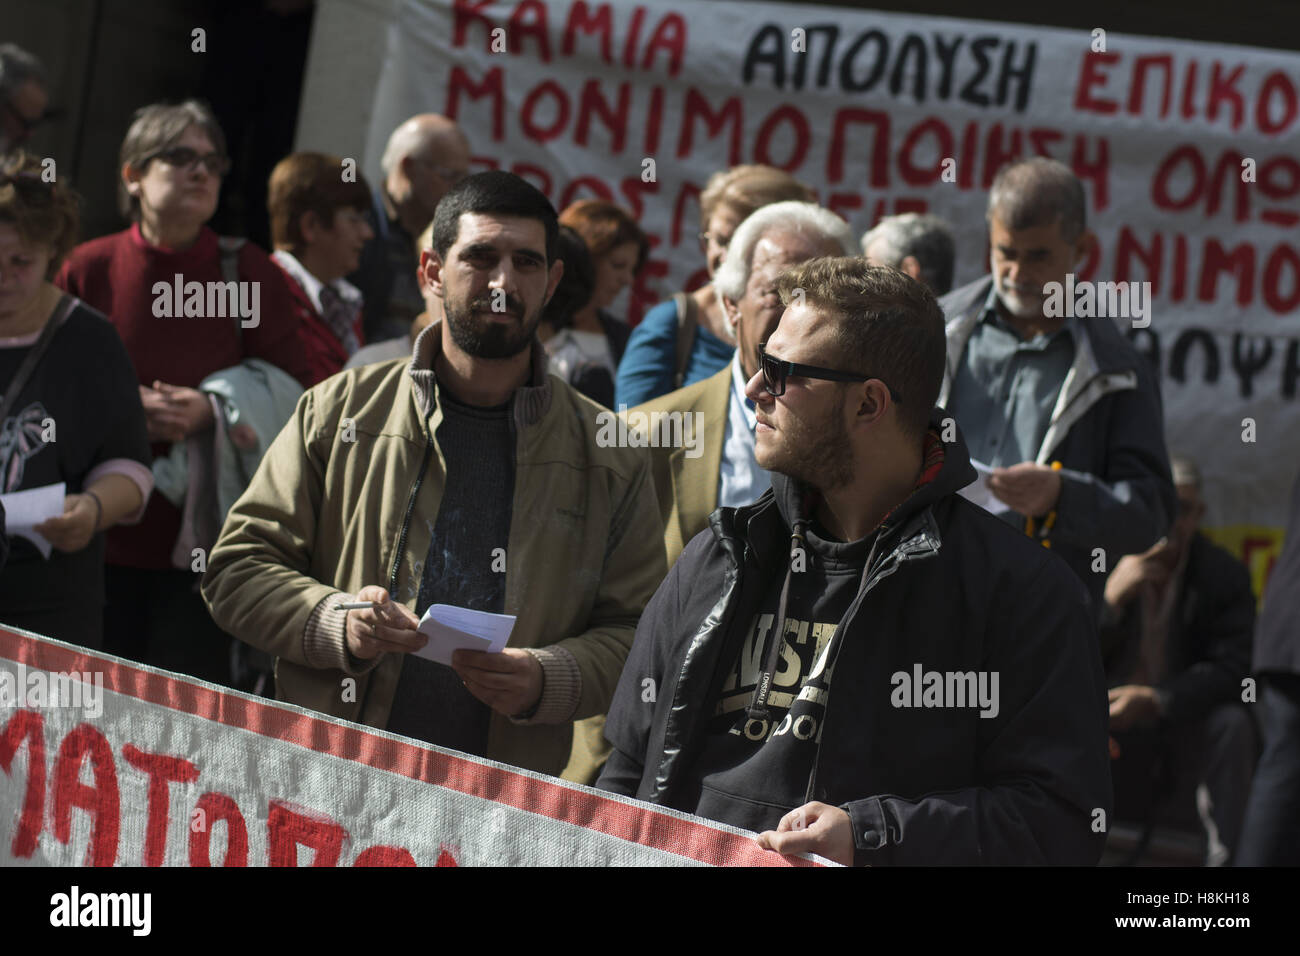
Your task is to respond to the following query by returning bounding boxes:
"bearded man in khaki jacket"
[202,171,665,779]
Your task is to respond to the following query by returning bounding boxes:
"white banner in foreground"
[0,626,823,867]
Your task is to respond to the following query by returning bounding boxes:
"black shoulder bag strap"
[217,236,247,354]
[0,293,77,425]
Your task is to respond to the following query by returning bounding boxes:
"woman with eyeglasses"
[0,152,152,649]
[613,165,816,409]
[55,99,315,684]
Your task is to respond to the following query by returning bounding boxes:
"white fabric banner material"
[0,626,825,867]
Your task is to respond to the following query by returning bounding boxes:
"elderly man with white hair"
[350,113,470,341]
[632,201,857,568]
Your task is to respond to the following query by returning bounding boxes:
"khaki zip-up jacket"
[563,362,731,782]
[635,363,731,568]
[201,324,666,777]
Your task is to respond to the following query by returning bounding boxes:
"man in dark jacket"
[1101,457,1256,865]
[597,258,1111,865]
[350,114,471,342]
[938,158,1175,623]
[1237,467,1300,866]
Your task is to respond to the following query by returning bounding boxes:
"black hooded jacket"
[597,414,1112,865]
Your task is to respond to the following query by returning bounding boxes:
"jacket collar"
[271,249,361,315]
[940,275,1142,383]
[939,275,1141,462]
[407,321,554,428]
[937,276,990,409]
[717,408,977,561]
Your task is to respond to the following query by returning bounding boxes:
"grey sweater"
[385,390,515,753]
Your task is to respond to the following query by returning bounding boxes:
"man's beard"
[443,291,541,359]
[993,273,1043,319]
[759,390,855,491]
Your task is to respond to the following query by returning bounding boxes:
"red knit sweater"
[56,223,315,568]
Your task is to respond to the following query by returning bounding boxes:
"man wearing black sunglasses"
[632,201,855,568]
[598,257,1110,865]
[0,45,50,156]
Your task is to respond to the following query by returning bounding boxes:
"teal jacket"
[153,359,304,566]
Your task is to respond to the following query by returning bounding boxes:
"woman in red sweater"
[56,99,315,685]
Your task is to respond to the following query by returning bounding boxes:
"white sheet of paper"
[414,604,516,666]
[958,461,1011,516]
[0,481,65,559]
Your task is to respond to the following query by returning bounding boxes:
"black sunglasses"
[758,343,902,403]
[145,146,231,176]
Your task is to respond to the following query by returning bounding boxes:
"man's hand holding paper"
[344,585,426,660]
[451,647,543,719]
[988,461,1062,517]
[342,592,537,717]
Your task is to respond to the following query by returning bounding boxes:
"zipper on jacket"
[388,435,435,597]
[651,515,752,803]
[801,524,938,807]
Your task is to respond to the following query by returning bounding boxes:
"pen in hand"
[334,600,380,610]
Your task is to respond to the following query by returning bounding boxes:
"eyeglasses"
[698,231,731,249]
[758,343,902,403]
[145,146,231,176]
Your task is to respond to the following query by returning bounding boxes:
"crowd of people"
[1,40,1296,866]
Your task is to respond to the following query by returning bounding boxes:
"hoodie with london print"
[597,411,1111,865]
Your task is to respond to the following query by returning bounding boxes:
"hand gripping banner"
[0,626,826,867]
